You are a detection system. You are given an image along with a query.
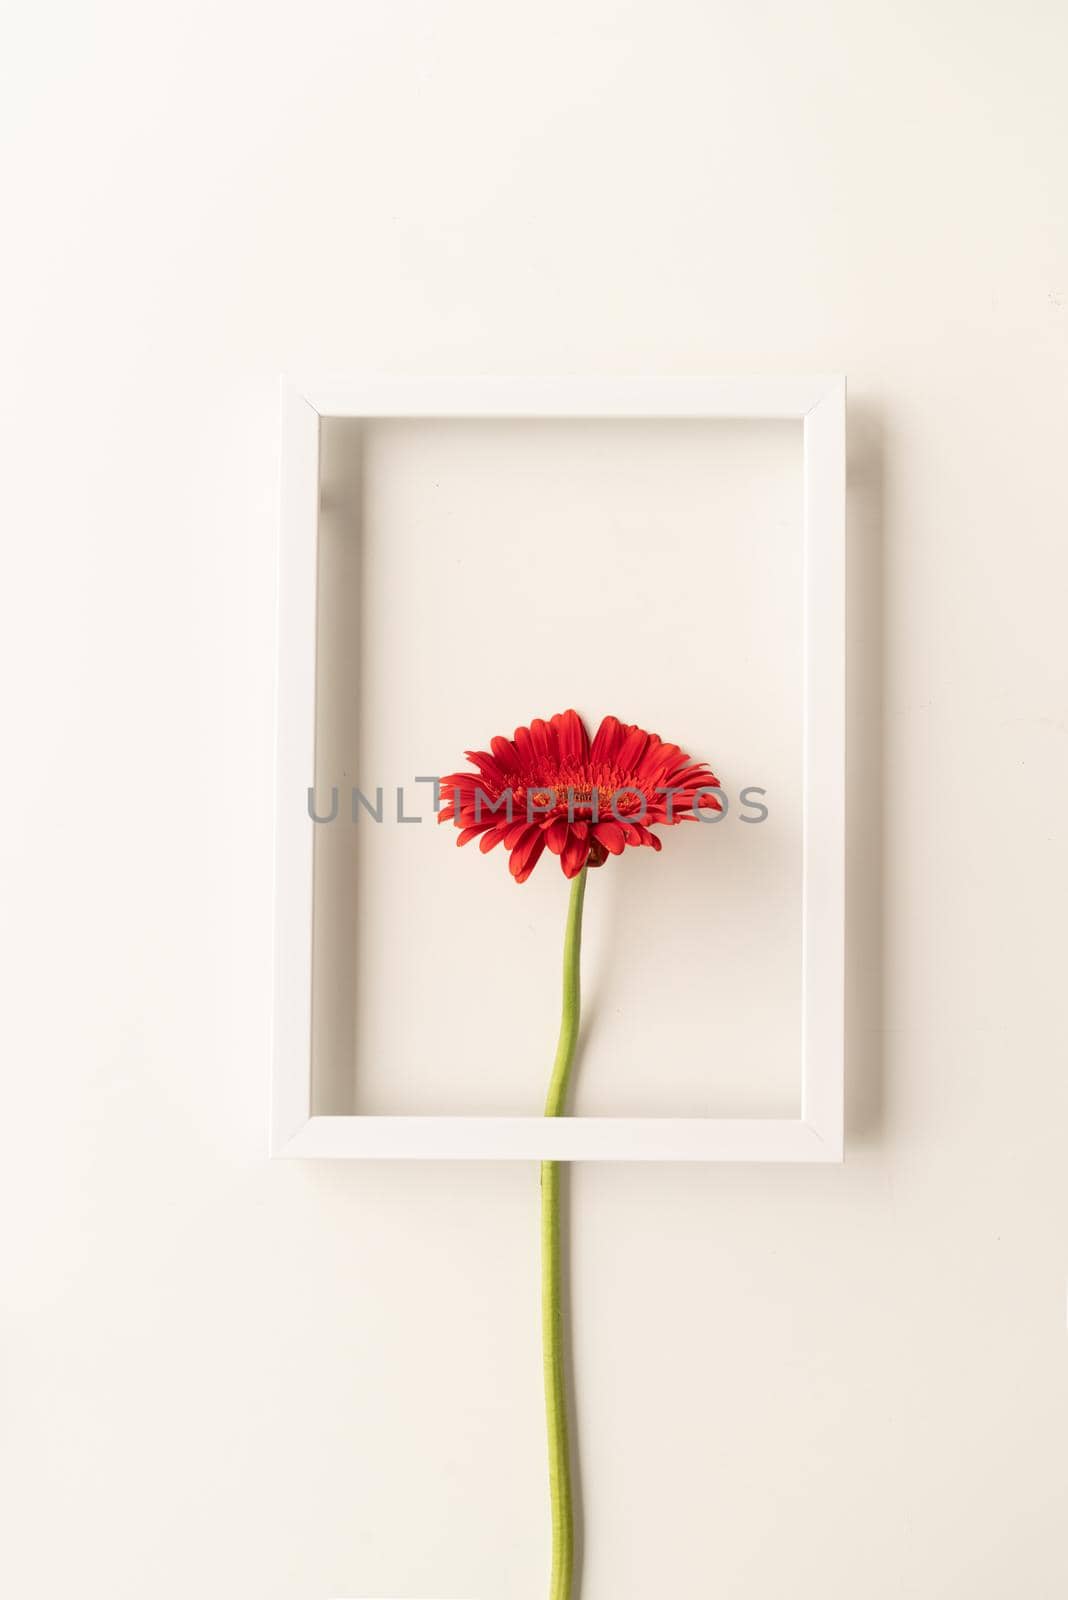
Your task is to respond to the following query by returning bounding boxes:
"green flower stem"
[541,863,587,1600]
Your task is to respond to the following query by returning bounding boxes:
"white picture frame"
[272,377,845,1161]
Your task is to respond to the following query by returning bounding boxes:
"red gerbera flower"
[440,709,722,883]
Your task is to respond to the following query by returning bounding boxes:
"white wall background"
[3,4,1066,1597]
[312,417,805,1123]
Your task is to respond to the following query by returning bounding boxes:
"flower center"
[529,780,640,816]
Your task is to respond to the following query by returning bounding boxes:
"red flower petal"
[561,828,590,878]
[551,708,590,766]
[512,722,537,772]
[546,817,570,855]
[616,724,651,771]
[591,714,623,763]
[638,741,682,780]
[509,825,544,879]
[592,820,626,855]
[457,823,495,847]
[464,750,506,782]
[533,718,559,764]
[491,736,518,770]
[512,833,547,883]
